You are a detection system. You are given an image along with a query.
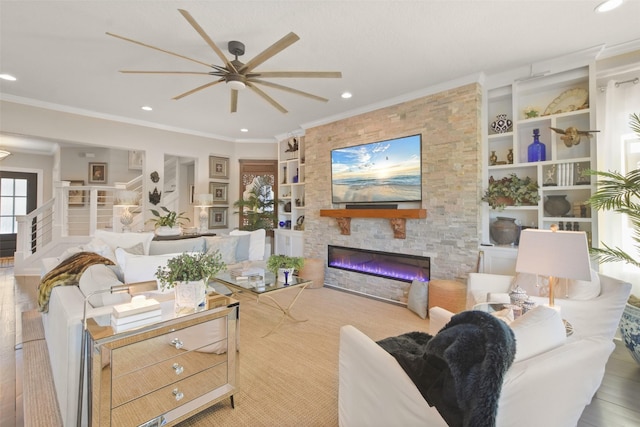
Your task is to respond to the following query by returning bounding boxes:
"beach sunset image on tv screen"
[331,134,422,204]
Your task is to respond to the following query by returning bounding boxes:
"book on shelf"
[112,297,161,319]
[111,315,162,333]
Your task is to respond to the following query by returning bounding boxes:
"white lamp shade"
[195,193,213,206]
[115,190,138,206]
[515,229,591,281]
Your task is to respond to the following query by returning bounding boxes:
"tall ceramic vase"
[174,280,206,314]
[619,302,640,365]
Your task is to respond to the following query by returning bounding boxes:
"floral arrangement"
[523,106,540,119]
[481,174,540,210]
[155,251,225,290]
[146,206,189,229]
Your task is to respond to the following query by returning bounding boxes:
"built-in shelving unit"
[481,63,598,272]
[274,136,305,256]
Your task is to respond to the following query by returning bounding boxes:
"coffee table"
[213,271,311,337]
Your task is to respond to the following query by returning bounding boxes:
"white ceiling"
[1,0,640,149]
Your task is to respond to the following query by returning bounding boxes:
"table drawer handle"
[172,388,184,401]
[172,363,184,375]
[170,338,183,349]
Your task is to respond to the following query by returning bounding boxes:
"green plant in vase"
[586,112,640,365]
[155,251,226,290]
[233,175,277,231]
[267,254,305,283]
[147,206,189,229]
[481,173,540,210]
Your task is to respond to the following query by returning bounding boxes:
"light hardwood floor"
[1,259,639,427]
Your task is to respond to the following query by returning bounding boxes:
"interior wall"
[304,83,482,303]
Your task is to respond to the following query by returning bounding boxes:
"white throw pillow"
[407,279,429,319]
[115,249,180,285]
[79,264,131,308]
[230,229,266,261]
[509,305,566,362]
[204,236,239,265]
[94,229,155,255]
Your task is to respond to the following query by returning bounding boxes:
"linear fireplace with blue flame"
[328,245,430,283]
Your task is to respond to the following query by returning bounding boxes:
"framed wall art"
[208,207,228,229]
[128,150,144,170]
[209,156,229,179]
[68,180,85,207]
[88,162,107,184]
[209,182,229,205]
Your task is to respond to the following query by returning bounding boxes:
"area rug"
[21,287,430,426]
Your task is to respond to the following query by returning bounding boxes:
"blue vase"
[528,128,546,162]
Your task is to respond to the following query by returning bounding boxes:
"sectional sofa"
[40,229,270,427]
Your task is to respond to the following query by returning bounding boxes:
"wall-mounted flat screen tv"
[331,134,422,204]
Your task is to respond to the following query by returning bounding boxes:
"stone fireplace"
[328,245,430,283]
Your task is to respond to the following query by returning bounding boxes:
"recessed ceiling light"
[595,0,623,12]
[0,74,17,81]
[240,128,248,132]
[341,92,352,99]
[141,106,153,111]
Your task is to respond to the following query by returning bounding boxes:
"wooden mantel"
[319,209,427,239]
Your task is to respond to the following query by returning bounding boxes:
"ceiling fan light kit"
[107,9,341,113]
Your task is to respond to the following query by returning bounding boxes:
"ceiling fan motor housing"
[228,40,245,57]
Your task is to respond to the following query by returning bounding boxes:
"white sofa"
[40,229,270,427]
[339,272,631,427]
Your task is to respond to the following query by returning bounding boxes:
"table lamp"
[115,190,139,232]
[515,227,591,307]
[195,193,213,233]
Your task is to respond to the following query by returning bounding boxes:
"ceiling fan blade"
[172,79,224,100]
[239,32,300,74]
[249,79,328,102]
[177,9,237,74]
[230,90,238,113]
[254,71,342,78]
[246,82,288,113]
[106,32,212,68]
[120,71,212,75]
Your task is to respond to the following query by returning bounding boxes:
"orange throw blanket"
[38,251,115,312]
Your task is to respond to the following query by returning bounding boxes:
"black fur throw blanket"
[377,310,516,427]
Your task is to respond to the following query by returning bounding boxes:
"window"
[0,177,27,234]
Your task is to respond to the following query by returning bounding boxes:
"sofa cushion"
[94,229,154,255]
[204,236,239,265]
[509,305,566,362]
[115,248,179,285]
[407,279,429,319]
[230,229,265,261]
[79,264,132,308]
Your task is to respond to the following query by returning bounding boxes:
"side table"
[86,293,238,426]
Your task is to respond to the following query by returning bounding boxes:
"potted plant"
[587,112,640,365]
[147,206,189,236]
[233,175,277,231]
[155,251,226,313]
[481,173,540,210]
[267,254,305,283]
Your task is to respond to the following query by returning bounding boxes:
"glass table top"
[214,271,310,294]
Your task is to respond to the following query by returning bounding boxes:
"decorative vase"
[507,148,513,164]
[490,216,519,245]
[277,268,295,283]
[155,225,182,236]
[490,114,513,134]
[544,195,571,217]
[619,302,640,365]
[528,128,546,162]
[174,280,206,314]
[490,151,498,166]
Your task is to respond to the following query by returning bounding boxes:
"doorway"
[0,171,37,257]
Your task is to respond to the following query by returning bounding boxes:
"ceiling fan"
[106,9,342,113]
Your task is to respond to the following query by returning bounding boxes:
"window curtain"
[596,72,640,294]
